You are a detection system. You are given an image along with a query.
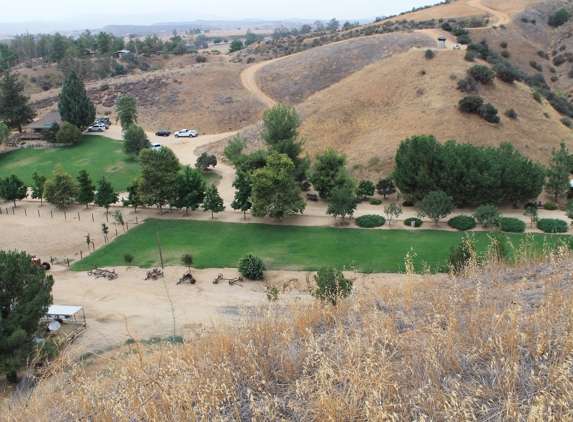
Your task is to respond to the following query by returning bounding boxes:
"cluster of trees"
[393,135,548,207]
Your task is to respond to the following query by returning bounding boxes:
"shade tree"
[31,171,47,206]
[326,185,360,223]
[376,176,396,199]
[139,147,181,213]
[201,185,225,219]
[0,174,27,207]
[171,166,206,215]
[44,164,78,209]
[231,169,252,219]
[122,124,150,157]
[415,191,454,228]
[94,176,118,213]
[309,148,353,200]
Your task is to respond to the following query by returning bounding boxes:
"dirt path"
[240,59,283,108]
[467,0,511,25]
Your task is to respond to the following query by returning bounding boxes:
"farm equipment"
[145,268,164,280]
[31,255,51,270]
[87,267,118,280]
[177,272,196,285]
[212,273,244,287]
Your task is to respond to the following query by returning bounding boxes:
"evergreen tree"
[94,176,118,213]
[58,69,95,131]
[326,185,360,223]
[76,170,95,209]
[545,141,571,201]
[31,171,47,206]
[44,164,78,209]
[171,166,206,215]
[0,122,10,145]
[41,121,60,143]
[356,180,375,199]
[0,71,36,132]
[0,174,27,207]
[201,185,225,219]
[0,250,54,383]
[55,121,82,144]
[250,152,306,220]
[231,169,252,219]
[139,147,181,213]
[122,124,150,157]
[122,177,146,212]
[115,93,138,131]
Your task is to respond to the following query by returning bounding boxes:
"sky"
[2,0,437,24]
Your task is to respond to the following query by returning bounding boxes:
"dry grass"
[7,242,573,420]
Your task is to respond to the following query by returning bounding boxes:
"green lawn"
[71,219,569,273]
[0,135,139,190]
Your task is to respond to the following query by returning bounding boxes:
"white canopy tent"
[45,305,86,326]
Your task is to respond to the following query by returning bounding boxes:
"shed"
[437,36,447,49]
[113,49,130,58]
[23,111,62,134]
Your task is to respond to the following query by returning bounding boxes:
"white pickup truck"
[174,129,198,138]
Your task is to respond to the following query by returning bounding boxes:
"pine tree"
[31,171,47,206]
[545,141,570,201]
[202,185,225,219]
[94,176,118,213]
[76,170,95,209]
[0,250,54,383]
[115,93,138,131]
[0,71,36,132]
[231,170,252,219]
[58,69,95,130]
[0,174,27,207]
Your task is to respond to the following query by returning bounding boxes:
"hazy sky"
[3,0,436,23]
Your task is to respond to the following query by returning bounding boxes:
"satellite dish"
[48,321,61,332]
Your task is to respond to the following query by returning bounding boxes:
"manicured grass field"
[72,219,569,273]
[0,136,139,190]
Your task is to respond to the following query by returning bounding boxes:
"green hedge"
[544,202,558,210]
[356,214,386,228]
[404,217,423,227]
[501,217,526,233]
[448,215,476,231]
[369,198,382,205]
[537,218,568,233]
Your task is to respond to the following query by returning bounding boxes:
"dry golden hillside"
[297,47,573,179]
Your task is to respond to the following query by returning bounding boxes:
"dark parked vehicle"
[155,130,170,137]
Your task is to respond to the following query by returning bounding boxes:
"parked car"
[93,121,108,129]
[151,143,162,151]
[155,130,170,137]
[453,43,461,50]
[87,123,106,132]
[174,129,198,138]
[96,116,111,125]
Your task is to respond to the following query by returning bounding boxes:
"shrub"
[441,22,453,31]
[404,217,422,227]
[448,215,476,231]
[505,108,518,118]
[457,34,472,45]
[459,95,484,112]
[356,214,386,228]
[369,198,382,205]
[468,65,495,83]
[561,117,572,127]
[457,78,477,92]
[479,103,500,123]
[530,61,542,72]
[310,266,353,306]
[532,91,542,103]
[237,254,265,280]
[495,64,517,83]
[501,217,526,233]
[551,76,559,82]
[464,51,475,61]
[544,201,559,210]
[537,50,549,60]
[100,83,110,91]
[402,200,415,207]
[501,50,510,58]
[537,218,568,233]
[425,49,435,59]
[500,41,508,49]
[473,204,500,228]
[195,55,207,63]
[553,55,566,67]
[452,28,469,36]
[446,238,475,273]
[548,8,570,28]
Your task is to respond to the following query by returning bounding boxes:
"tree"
[124,253,134,268]
[181,253,193,272]
[171,166,206,215]
[524,206,539,228]
[139,147,181,213]
[250,152,306,220]
[0,175,27,207]
[326,185,360,223]
[261,103,309,183]
[326,18,340,31]
[115,93,138,132]
[309,148,353,200]
[548,8,570,28]
[415,191,454,228]
[467,65,495,84]
[376,176,396,199]
[228,39,243,53]
[94,176,118,213]
[231,170,252,219]
[356,180,375,199]
[58,69,95,131]
[545,141,570,201]
[0,122,9,145]
[459,95,484,113]
[0,250,54,383]
[122,177,146,213]
[41,121,60,143]
[310,266,352,306]
[44,164,78,209]
[201,185,225,219]
[101,223,109,243]
[237,254,265,280]
[122,124,150,157]
[113,209,125,231]
[195,152,217,171]
[0,71,36,132]
[31,172,47,206]
[55,121,82,144]
[384,201,403,227]
[76,170,95,209]
[473,204,500,228]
